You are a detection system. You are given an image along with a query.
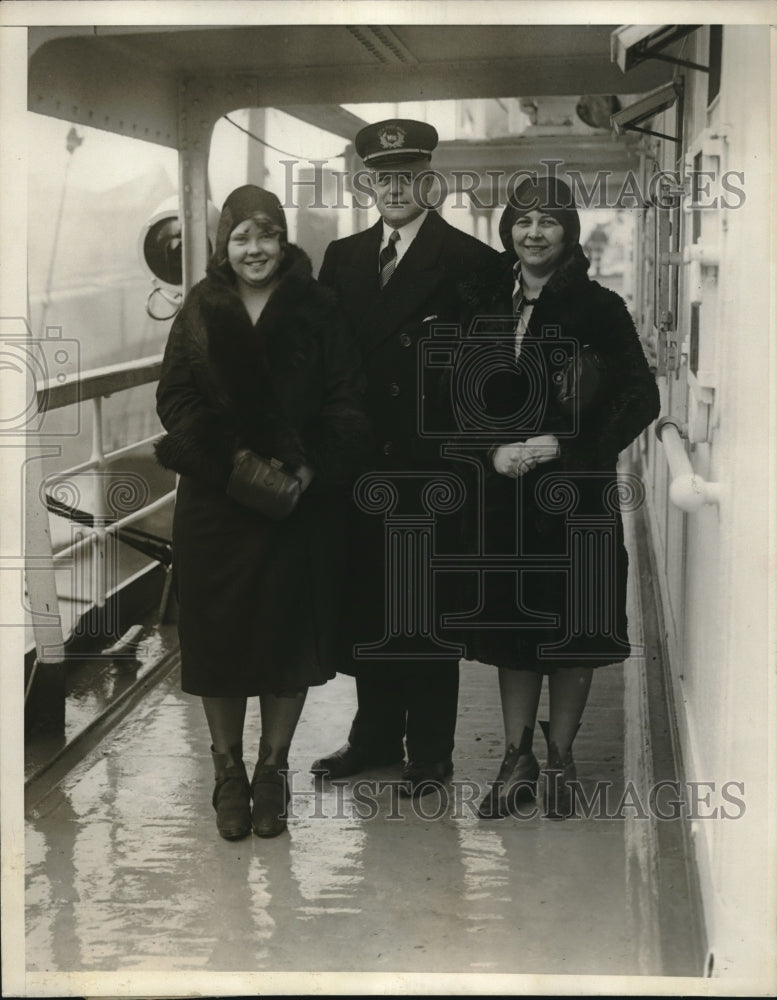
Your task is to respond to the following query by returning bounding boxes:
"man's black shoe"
[311,743,404,779]
[399,758,454,798]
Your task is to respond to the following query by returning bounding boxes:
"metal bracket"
[645,51,709,73]
[622,124,681,144]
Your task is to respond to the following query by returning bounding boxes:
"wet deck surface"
[27,658,661,979]
[24,509,705,984]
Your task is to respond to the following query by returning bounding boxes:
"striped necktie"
[512,263,541,314]
[512,264,540,360]
[379,230,400,288]
[512,262,523,315]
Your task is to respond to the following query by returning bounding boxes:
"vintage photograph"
[1,2,775,996]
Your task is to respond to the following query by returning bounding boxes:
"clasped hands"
[295,464,315,492]
[492,434,560,478]
[233,449,315,493]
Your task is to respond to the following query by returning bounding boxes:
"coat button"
[389,382,400,396]
[382,440,393,455]
[400,334,412,347]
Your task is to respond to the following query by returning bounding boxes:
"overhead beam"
[233,56,670,106]
[434,133,641,174]
[29,36,179,147]
[277,104,368,141]
[345,26,420,65]
[29,31,672,146]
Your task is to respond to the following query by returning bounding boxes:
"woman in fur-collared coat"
[155,185,370,841]
[457,176,659,820]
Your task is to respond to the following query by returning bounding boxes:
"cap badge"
[378,124,406,149]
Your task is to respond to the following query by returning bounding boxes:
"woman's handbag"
[227,449,301,519]
[555,343,609,416]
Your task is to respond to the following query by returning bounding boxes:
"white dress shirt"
[378,210,429,271]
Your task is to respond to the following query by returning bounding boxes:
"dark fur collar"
[196,241,316,343]
[180,243,328,422]
[461,242,591,311]
[541,242,591,295]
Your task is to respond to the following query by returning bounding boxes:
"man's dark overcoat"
[155,245,370,696]
[457,245,661,671]
[318,211,499,673]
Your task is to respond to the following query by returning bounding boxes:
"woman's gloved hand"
[493,442,532,478]
[492,435,559,478]
[524,434,560,465]
[295,464,315,492]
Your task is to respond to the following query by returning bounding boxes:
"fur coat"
[455,245,660,671]
[155,245,371,696]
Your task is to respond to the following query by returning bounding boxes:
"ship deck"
[22,510,706,993]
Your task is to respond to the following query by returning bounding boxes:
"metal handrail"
[45,432,167,485]
[26,353,174,679]
[36,354,163,411]
[655,416,721,512]
[52,492,176,562]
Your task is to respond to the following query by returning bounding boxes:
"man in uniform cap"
[313,119,498,795]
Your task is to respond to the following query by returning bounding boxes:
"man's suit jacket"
[319,211,498,672]
[318,211,499,468]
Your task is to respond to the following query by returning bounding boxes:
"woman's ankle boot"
[478,725,540,819]
[539,720,577,820]
[251,738,290,838]
[211,742,251,840]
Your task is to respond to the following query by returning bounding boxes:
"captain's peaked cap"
[355,119,439,167]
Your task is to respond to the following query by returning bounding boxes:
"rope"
[146,284,182,321]
[223,113,344,162]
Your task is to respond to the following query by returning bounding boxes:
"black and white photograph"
[1,1,775,996]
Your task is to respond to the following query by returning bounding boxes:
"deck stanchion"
[25,447,66,734]
[89,396,109,623]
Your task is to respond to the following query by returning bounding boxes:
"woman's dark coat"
[155,245,370,696]
[457,245,660,671]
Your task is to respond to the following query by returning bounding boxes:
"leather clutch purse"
[227,449,301,520]
[556,344,609,416]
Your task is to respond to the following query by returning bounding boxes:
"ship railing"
[26,354,174,698]
[654,416,721,512]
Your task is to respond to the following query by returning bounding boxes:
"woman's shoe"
[250,739,290,838]
[477,726,539,819]
[211,743,251,840]
[539,720,577,820]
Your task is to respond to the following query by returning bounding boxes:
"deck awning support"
[610,25,706,74]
